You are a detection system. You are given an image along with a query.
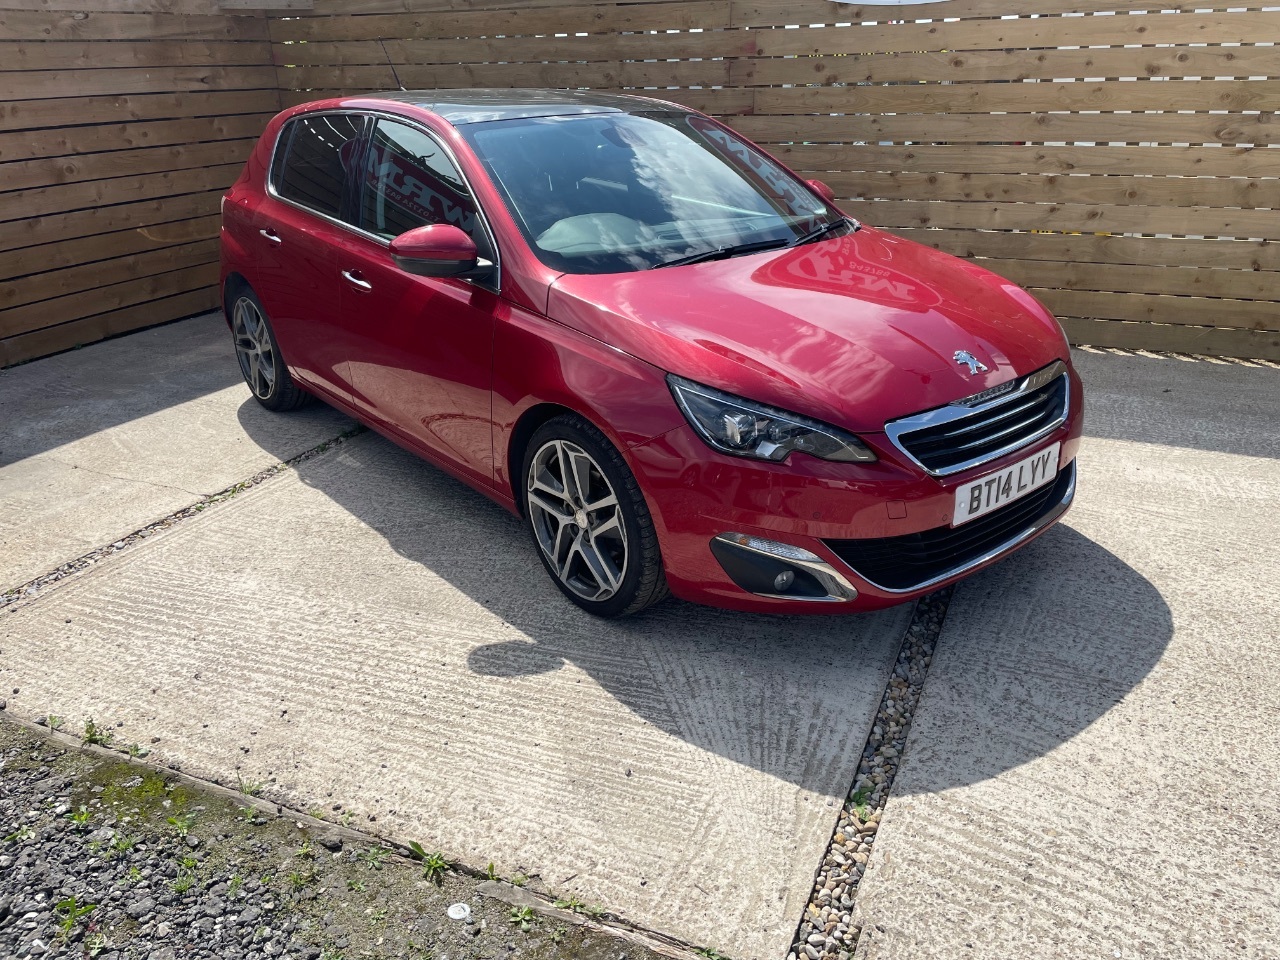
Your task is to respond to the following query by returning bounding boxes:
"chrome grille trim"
[885,361,1070,478]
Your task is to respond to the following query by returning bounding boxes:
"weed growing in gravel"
[228,875,244,898]
[3,825,35,843]
[346,878,366,893]
[167,812,196,838]
[298,838,316,860]
[126,742,148,758]
[287,868,316,891]
[695,949,730,960]
[84,931,110,957]
[510,873,528,887]
[239,778,264,797]
[508,906,537,931]
[127,867,143,884]
[358,846,390,871]
[553,896,586,913]
[47,715,64,731]
[178,855,199,871]
[419,851,450,884]
[68,805,92,828]
[54,894,96,940]
[172,873,196,894]
[82,718,113,747]
[485,862,499,881]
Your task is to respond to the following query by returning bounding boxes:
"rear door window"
[358,119,491,258]
[273,113,367,219]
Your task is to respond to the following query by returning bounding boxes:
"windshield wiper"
[652,238,791,270]
[791,217,860,247]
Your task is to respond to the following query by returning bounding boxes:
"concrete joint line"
[790,588,954,960]
[0,426,365,609]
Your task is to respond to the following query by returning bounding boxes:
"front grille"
[887,365,1069,476]
[824,462,1074,592]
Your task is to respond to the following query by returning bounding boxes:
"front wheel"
[230,288,311,411]
[523,415,668,618]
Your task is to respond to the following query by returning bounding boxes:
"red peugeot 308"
[220,90,1083,618]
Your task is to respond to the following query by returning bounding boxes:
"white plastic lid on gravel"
[447,903,471,921]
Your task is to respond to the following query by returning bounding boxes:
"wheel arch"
[221,272,253,328]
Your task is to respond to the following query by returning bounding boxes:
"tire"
[522,414,669,618]
[228,286,311,412]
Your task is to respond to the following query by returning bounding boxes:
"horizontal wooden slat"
[1036,287,1275,331]
[0,0,251,11]
[0,288,219,369]
[271,1,728,41]
[276,29,753,66]
[0,261,219,339]
[981,258,1280,303]
[849,198,1280,241]
[774,144,1280,180]
[0,39,268,71]
[0,189,225,252]
[824,171,1280,211]
[0,215,221,282]
[2,140,252,192]
[753,80,1280,118]
[886,228,1280,274]
[0,89,280,133]
[293,0,1259,19]
[734,0,1259,27]
[0,65,278,101]
[727,112,1280,146]
[750,12,1280,57]
[1058,316,1280,361]
[1,239,219,310]
[0,113,272,163]
[280,59,731,90]
[0,10,268,41]
[731,45,1280,86]
[2,163,244,223]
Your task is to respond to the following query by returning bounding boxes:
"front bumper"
[627,374,1084,613]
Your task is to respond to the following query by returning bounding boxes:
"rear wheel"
[523,415,668,617]
[230,288,310,411]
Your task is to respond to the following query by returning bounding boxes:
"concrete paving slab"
[0,314,354,589]
[853,353,1280,959]
[0,430,912,958]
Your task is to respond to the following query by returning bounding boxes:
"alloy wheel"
[232,296,277,400]
[527,438,629,602]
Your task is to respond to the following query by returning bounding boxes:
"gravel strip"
[788,588,953,960]
[0,717,679,960]
[1,428,365,612]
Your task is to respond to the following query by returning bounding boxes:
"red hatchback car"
[220,90,1083,618]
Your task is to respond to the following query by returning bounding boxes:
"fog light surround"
[710,533,858,602]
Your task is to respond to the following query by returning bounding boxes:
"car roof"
[363,88,692,125]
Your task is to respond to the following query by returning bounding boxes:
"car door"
[253,111,369,406]
[333,117,500,489]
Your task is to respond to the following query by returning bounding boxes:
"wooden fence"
[0,0,279,367]
[4,0,1278,364]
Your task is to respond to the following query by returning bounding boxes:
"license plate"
[952,442,1061,527]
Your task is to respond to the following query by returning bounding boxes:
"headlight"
[668,375,877,464]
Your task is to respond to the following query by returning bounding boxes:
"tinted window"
[462,112,838,275]
[275,113,365,218]
[359,120,482,247]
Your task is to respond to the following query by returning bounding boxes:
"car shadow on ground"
[238,398,1173,795]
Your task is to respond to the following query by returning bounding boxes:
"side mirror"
[806,179,837,204]
[389,224,492,280]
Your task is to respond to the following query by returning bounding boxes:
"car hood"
[545,226,1069,434]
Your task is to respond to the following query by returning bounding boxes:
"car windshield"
[461,111,844,274]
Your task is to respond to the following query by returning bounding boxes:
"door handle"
[259,228,282,244]
[341,269,372,291]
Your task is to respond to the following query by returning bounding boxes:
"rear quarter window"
[272,113,366,219]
